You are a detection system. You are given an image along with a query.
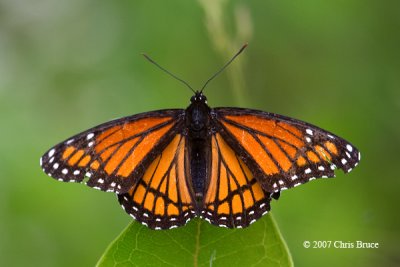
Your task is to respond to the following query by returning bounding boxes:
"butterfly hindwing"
[118,134,197,229]
[40,109,184,193]
[202,133,273,228]
[213,108,360,193]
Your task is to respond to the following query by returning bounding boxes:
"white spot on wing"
[53,163,59,169]
[48,149,55,157]
[86,133,94,140]
[291,175,298,180]
[318,166,325,171]
[341,158,347,165]
[306,129,313,135]
[305,168,312,174]
[62,168,68,174]
[66,139,74,144]
[73,170,80,175]
[306,137,312,143]
[346,144,353,152]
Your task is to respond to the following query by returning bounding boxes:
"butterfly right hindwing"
[202,133,273,228]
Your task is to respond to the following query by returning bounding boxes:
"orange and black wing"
[213,108,360,193]
[202,133,278,228]
[118,134,197,229]
[40,109,185,194]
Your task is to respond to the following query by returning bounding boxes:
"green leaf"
[96,214,293,267]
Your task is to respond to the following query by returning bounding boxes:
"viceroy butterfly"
[40,45,360,229]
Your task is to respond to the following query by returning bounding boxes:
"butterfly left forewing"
[202,133,273,228]
[213,108,360,193]
[40,110,184,193]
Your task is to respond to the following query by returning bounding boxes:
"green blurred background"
[1,0,399,266]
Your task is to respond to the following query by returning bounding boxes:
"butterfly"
[40,45,360,230]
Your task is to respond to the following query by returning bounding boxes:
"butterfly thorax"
[185,92,212,206]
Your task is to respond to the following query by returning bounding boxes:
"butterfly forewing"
[118,134,197,229]
[202,133,272,228]
[40,110,185,193]
[213,108,360,193]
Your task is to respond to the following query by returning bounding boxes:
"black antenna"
[200,43,248,93]
[142,53,196,94]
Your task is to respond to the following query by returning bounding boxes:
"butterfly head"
[191,91,208,104]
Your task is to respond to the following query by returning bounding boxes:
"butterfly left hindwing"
[118,134,197,230]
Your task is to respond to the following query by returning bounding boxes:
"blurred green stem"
[198,0,252,106]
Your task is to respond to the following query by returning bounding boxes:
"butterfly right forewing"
[213,108,360,193]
